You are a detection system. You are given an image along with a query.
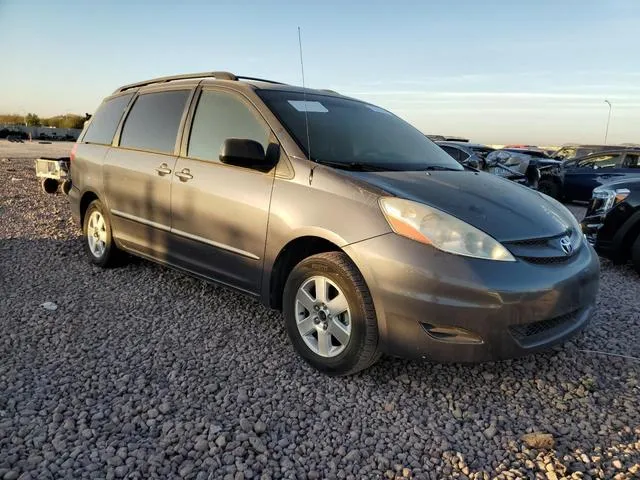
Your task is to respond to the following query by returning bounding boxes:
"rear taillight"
[70,143,78,163]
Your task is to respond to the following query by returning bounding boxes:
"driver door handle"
[175,168,193,182]
[155,163,172,176]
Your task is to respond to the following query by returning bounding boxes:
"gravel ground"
[1,151,639,480]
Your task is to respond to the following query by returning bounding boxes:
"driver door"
[168,88,277,295]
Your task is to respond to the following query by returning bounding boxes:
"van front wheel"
[282,251,380,375]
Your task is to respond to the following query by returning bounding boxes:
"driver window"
[625,154,640,168]
[580,154,620,169]
[188,90,270,163]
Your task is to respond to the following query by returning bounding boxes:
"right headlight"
[591,187,630,214]
[379,197,515,261]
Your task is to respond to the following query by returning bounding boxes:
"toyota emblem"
[560,236,573,255]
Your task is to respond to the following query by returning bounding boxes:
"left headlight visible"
[591,186,630,215]
[379,197,515,261]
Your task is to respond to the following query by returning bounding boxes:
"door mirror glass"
[220,138,272,170]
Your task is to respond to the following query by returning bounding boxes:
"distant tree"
[25,113,41,126]
[0,114,26,125]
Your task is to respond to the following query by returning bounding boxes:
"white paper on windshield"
[288,100,328,113]
[366,105,392,115]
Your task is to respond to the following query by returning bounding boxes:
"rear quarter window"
[119,90,190,154]
[82,94,133,145]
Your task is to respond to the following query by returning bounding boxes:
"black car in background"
[562,149,640,202]
[436,141,494,169]
[553,144,640,161]
[582,177,640,273]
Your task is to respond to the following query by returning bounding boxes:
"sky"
[1,0,639,145]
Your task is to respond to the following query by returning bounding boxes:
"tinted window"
[120,90,190,154]
[625,153,640,168]
[188,90,269,162]
[83,94,133,145]
[257,90,462,171]
[441,145,460,160]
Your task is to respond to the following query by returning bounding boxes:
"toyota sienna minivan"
[69,71,600,375]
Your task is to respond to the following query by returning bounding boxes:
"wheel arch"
[266,235,347,310]
[79,190,101,227]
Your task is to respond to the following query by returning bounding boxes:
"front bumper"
[345,233,600,362]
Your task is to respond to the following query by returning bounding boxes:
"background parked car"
[436,141,494,169]
[582,177,640,273]
[494,148,565,198]
[562,149,640,202]
[552,144,640,161]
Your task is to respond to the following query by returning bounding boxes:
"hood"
[346,170,573,242]
[594,176,640,191]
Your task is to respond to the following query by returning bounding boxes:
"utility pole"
[604,100,612,144]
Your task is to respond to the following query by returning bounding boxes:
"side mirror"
[219,138,274,171]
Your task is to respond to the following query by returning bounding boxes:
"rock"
[320,411,331,420]
[41,302,58,311]
[249,436,266,453]
[239,418,252,432]
[397,374,410,385]
[216,434,227,448]
[521,432,555,449]
[147,408,159,419]
[158,402,171,414]
[483,425,497,440]
[344,450,360,462]
[254,421,267,435]
[114,466,128,478]
[612,459,622,469]
[179,461,194,478]
[194,438,208,452]
[3,472,19,480]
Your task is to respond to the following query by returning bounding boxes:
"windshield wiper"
[316,160,397,172]
[422,165,462,172]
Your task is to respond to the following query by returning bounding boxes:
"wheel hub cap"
[294,276,352,358]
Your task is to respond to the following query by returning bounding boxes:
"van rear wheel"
[282,252,380,375]
[83,200,122,268]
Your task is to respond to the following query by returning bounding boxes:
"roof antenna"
[298,26,315,185]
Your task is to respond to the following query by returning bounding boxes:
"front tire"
[283,252,380,375]
[83,200,121,268]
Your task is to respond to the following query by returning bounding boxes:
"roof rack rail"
[235,76,286,85]
[319,89,339,94]
[114,71,238,93]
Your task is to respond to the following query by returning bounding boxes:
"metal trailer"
[34,157,71,195]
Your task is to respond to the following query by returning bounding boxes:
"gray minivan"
[69,71,600,375]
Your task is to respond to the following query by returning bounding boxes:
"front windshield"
[257,90,463,171]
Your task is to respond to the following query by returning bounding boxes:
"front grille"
[520,255,572,265]
[509,310,579,340]
[505,228,582,264]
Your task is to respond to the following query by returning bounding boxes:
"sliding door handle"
[156,163,172,176]
[175,169,193,182]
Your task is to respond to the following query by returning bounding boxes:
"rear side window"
[188,90,270,162]
[83,94,133,145]
[441,145,460,161]
[120,90,190,154]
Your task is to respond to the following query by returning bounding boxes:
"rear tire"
[82,200,122,268]
[632,235,640,275]
[538,178,560,199]
[282,251,380,375]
